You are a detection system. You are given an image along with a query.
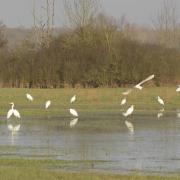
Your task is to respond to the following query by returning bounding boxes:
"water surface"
[0,112,180,174]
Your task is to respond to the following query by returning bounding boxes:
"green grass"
[0,87,179,117]
[0,87,180,179]
[0,159,179,180]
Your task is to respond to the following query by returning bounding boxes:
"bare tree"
[0,22,7,48]
[33,0,55,48]
[63,0,100,28]
[153,0,180,48]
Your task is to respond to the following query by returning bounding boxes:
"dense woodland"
[0,0,179,88]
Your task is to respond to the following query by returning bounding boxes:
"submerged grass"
[0,87,179,118]
[0,159,179,180]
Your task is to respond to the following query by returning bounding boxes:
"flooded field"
[1,112,180,175]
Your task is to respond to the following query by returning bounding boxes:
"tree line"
[0,0,179,88]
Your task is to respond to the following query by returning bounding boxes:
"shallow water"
[1,112,180,174]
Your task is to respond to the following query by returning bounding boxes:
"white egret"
[134,74,155,90]
[7,102,21,119]
[176,110,180,118]
[26,93,33,101]
[70,108,78,117]
[8,124,21,132]
[70,118,78,127]
[121,98,127,105]
[122,89,132,96]
[70,95,76,103]
[123,105,134,117]
[135,84,143,90]
[157,96,164,106]
[45,100,51,109]
[176,85,180,92]
[125,120,134,133]
[177,113,180,118]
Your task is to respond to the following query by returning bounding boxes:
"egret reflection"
[7,124,21,145]
[70,118,78,127]
[157,108,165,119]
[125,120,134,134]
[157,112,163,119]
[177,110,180,118]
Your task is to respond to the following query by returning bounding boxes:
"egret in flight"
[70,118,78,127]
[121,98,127,105]
[70,95,76,103]
[125,120,134,133]
[134,74,155,90]
[123,105,134,117]
[70,108,78,117]
[157,96,164,106]
[7,102,21,119]
[45,100,51,109]
[26,93,33,101]
[135,84,143,90]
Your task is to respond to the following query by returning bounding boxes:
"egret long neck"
[11,103,14,110]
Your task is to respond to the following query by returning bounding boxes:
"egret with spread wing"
[7,102,21,119]
[134,74,155,90]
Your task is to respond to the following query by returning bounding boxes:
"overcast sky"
[0,0,179,28]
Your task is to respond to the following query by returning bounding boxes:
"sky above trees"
[0,0,179,28]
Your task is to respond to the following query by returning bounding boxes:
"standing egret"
[125,120,134,133]
[45,100,51,109]
[134,74,155,90]
[7,102,21,119]
[176,85,180,92]
[70,118,78,127]
[176,110,180,118]
[177,112,180,118]
[26,93,33,101]
[157,96,164,106]
[121,98,127,105]
[70,95,76,103]
[123,105,134,117]
[70,108,78,117]
[122,89,132,96]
